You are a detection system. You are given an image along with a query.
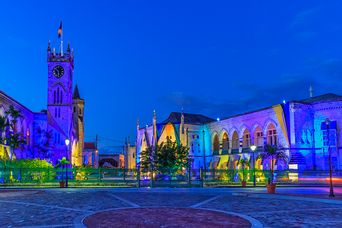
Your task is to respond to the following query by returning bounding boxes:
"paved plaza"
[1,187,342,227]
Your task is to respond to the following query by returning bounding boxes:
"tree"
[258,144,288,184]
[140,137,189,174]
[58,157,70,183]
[237,158,250,182]
[5,105,23,129]
[34,128,53,159]
[4,106,25,160]
[140,145,158,172]
[0,116,6,144]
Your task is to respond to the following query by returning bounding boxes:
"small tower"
[72,85,85,166]
[153,110,157,146]
[136,118,140,133]
[309,84,313,98]
[179,110,185,145]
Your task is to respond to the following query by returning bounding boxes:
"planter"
[59,181,65,188]
[267,183,276,194]
[241,180,247,187]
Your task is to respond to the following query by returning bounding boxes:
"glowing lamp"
[250,145,257,151]
[282,100,286,104]
[216,117,220,121]
[65,139,70,146]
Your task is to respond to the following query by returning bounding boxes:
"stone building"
[136,93,342,171]
[0,28,85,166]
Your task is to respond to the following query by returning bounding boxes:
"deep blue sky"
[1,1,342,148]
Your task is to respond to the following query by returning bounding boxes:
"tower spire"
[153,110,157,145]
[58,21,63,56]
[47,40,51,52]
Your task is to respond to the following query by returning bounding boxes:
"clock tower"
[47,40,74,163]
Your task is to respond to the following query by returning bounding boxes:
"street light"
[65,139,70,188]
[325,118,335,197]
[250,145,257,187]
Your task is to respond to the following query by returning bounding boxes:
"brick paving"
[0,188,341,227]
[84,208,251,227]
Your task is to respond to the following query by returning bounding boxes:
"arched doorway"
[212,134,219,155]
[222,132,229,154]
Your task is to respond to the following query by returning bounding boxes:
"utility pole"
[95,134,99,168]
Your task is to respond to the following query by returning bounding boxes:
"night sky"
[1,1,342,148]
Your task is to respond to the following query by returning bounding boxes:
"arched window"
[26,129,30,145]
[213,134,219,155]
[53,91,56,104]
[242,129,250,148]
[267,124,277,145]
[254,126,263,146]
[57,87,60,104]
[222,132,229,154]
[232,131,239,149]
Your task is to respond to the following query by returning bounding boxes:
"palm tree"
[4,106,25,160]
[237,158,250,184]
[258,144,288,184]
[0,116,7,144]
[5,105,23,130]
[7,133,25,159]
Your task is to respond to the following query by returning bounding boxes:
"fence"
[0,166,341,187]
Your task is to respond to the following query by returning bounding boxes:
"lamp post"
[325,119,335,197]
[250,145,257,187]
[65,139,70,188]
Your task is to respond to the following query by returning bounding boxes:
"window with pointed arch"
[254,126,263,146]
[242,129,251,148]
[212,134,219,155]
[222,132,229,154]
[267,124,277,145]
[26,128,30,145]
[232,131,239,149]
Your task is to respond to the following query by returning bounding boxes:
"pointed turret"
[67,43,71,53]
[136,118,140,132]
[153,110,157,146]
[73,85,82,100]
[309,84,313,98]
[47,40,51,52]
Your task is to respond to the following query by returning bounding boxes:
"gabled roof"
[161,112,215,125]
[0,90,33,114]
[299,93,342,104]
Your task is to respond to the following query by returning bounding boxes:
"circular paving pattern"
[83,207,251,227]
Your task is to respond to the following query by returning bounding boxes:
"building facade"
[136,94,342,171]
[0,31,85,166]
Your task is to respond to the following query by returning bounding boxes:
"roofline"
[0,90,34,114]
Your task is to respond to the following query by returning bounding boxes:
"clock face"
[53,65,64,78]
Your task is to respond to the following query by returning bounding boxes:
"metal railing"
[1,166,341,187]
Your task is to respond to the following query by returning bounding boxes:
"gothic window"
[26,129,30,145]
[212,134,219,154]
[232,131,239,149]
[254,126,263,146]
[222,132,229,154]
[323,129,337,147]
[242,129,251,148]
[57,87,60,104]
[73,106,76,113]
[54,108,57,118]
[267,124,277,145]
[79,108,82,115]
